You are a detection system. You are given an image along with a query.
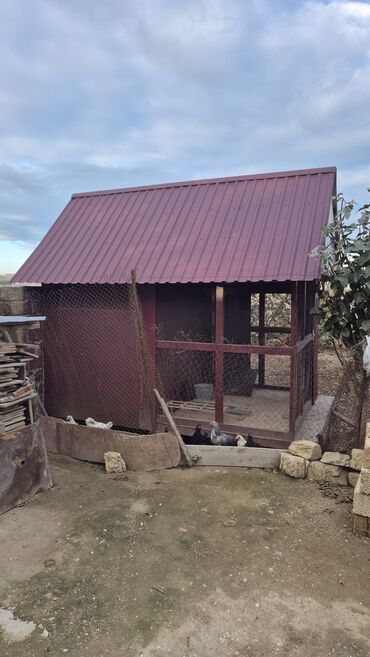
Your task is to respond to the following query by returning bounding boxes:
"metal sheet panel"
[12,167,336,284]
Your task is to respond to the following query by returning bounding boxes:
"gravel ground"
[0,455,369,657]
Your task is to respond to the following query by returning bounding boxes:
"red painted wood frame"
[153,281,318,441]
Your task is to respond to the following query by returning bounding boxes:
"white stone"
[307,461,348,486]
[350,449,364,471]
[104,451,126,473]
[363,438,370,470]
[348,472,359,488]
[359,467,370,496]
[288,440,322,461]
[353,477,370,517]
[321,451,350,467]
[280,453,307,479]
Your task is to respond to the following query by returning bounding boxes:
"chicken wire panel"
[156,284,215,342]
[32,283,155,431]
[264,293,291,328]
[223,352,290,433]
[157,348,215,401]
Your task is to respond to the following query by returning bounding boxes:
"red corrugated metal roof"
[12,166,336,285]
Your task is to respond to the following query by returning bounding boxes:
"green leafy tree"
[313,192,370,448]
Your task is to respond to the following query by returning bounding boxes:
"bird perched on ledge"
[210,421,246,446]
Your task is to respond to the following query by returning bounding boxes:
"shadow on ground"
[0,455,369,657]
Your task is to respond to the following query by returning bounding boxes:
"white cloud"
[0,0,370,270]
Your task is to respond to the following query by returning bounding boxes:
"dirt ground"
[1,454,370,657]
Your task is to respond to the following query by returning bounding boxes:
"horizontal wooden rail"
[250,326,291,334]
[156,340,292,356]
[157,415,292,448]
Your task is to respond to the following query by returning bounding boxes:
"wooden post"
[215,285,224,424]
[289,282,298,434]
[245,288,251,369]
[312,285,319,403]
[130,272,157,431]
[258,292,265,386]
[154,388,192,466]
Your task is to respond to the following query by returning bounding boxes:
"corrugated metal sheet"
[12,167,336,284]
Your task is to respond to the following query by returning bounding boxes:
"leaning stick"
[154,388,192,467]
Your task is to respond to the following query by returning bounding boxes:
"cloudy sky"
[0,0,370,273]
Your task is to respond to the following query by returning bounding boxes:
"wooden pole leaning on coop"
[154,388,192,467]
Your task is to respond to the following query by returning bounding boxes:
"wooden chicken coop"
[12,167,337,448]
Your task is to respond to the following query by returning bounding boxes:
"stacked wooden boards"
[0,341,39,435]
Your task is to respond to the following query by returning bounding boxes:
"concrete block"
[350,449,364,471]
[321,451,350,467]
[280,453,307,479]
[104,451,126,473]
[348,472,360,488]
[363,438,370,470]
[187,445,285,468]
[359,467,370,496]
[288,440,322,461]
[307,461,348,486]
[353,513,370,536]
[353,477,370,517]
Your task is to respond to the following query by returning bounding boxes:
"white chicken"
[66,415,77,424]
[363,336,370,376]
[85,417,113,430]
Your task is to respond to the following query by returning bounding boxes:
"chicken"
[363,336,370,376]
[85,417,113,430]
[246,433,256,447]
[191,424,210,445]
[210,421,246,446]
[66,415,77,424]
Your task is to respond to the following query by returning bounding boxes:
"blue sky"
[0,0,370,273]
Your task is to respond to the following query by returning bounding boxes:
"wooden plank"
[41,418,182,471]
[312,286,319,402]
[250,326,291,334]
[215,285,224,424]
[187,444,286,468]
[157,414,292,448]
[156,340,291,355]
[154,388,192,466]
[258,291,266,386]
[0,423,53,515]
[245,289,251,369]
[296,333,313,353]
[289,282,298,434]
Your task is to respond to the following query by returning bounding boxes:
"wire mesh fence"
[1,280,364,451]
[27,282,157,432]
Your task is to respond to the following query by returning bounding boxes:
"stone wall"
[0,285,44,401]
[352,424,370,537]
[280,439,363,489]
[280,436,370,537]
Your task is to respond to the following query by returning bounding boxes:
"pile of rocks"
[352,429,370,537]
[280,440,363,488]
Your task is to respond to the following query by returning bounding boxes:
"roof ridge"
[71,166,337,199]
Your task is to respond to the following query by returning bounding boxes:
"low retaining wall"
[39,416,181,471]
[352,425,370,537]
[280,439,363,488]
[187,444,286,468]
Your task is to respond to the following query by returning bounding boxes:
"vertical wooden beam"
[215,285,224,424]
[258,292,266,386]
[312,284,319,403]
[289,282,298,434]
[138,283,157,431]
[245,287,251,369]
